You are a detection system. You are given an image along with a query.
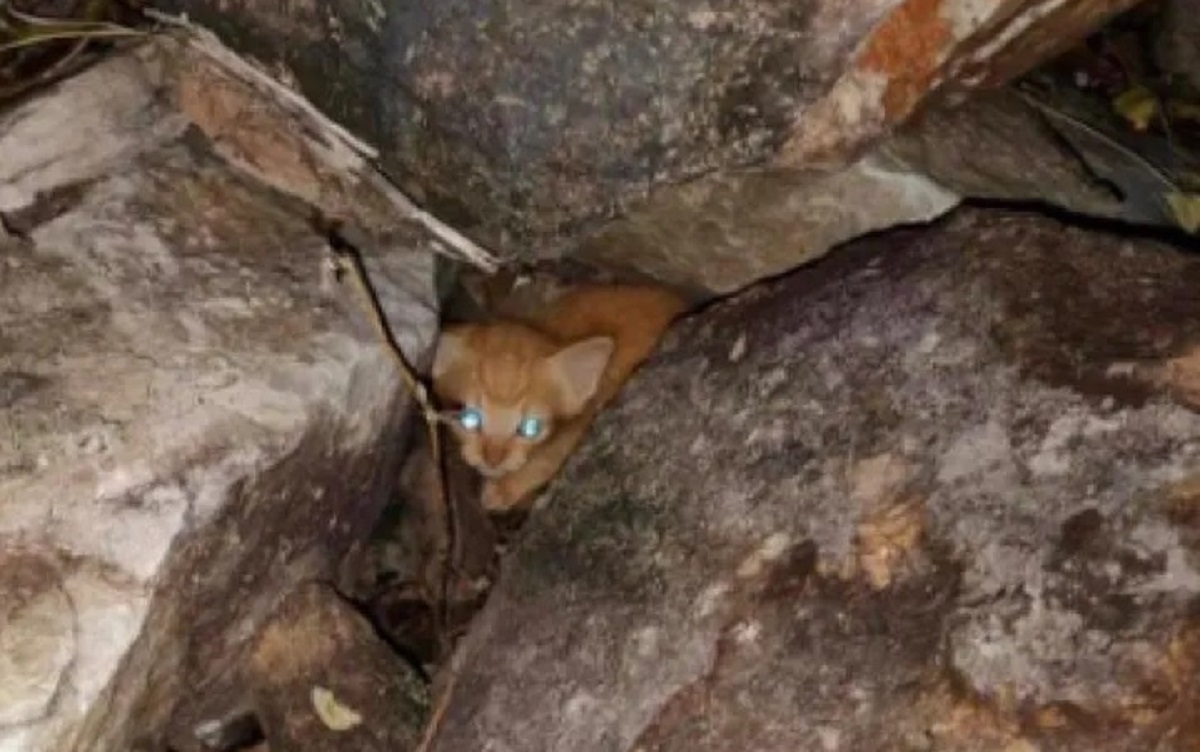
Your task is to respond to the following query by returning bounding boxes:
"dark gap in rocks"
[336,414,497,672]
[962,196,1200,252]
[328,577,438,684]
[190,709,264,752]
[0,0,151,112]
[0,178,97,237]
[1001,0,1200,238]
[335,255,711,698]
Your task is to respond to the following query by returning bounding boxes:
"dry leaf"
[1166,192,1200,233]
[311,686,363,731]
[1019,89,1180,229]
[1112,84,1158,131]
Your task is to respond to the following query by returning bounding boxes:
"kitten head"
[431,322,613,477]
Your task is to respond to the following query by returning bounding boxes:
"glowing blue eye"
[516,416,543,439]
[458,407,483,432]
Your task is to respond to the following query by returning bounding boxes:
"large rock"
[0,35,444,752]
[247,583,429,751]
[576,154,959,295]
[427,209,1200,751]
[163,0,1140,292]
[881,87,1129,221]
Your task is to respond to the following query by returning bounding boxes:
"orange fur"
[432,285,687,511]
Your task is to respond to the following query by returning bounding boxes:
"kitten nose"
[481,440,508,468]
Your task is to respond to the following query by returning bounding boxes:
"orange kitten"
[431,284,687,511]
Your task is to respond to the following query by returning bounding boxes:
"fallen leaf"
[1112,84,1159,131]
[1018,89,1180,229]
[1166,192,1200,233]
[311,686,363,731]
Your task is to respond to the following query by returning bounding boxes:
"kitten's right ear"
[432,327,469,381]
[545,336,614,415]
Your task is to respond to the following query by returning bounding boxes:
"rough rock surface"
[1155,0,1200,92]
[160,0,1139,291]
[0,37,441,752]
[247,583,429,751]
[429,209,1200,751]
[371,0,1141,252]
[577,154,958,295]
[882,87,1128,221]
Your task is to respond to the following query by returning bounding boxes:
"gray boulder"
[429,209,1200,751]
[0,37,442,752]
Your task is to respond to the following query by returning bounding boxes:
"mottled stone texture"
[371,0,1138,251]
[163,0,1140,292]
[0,38,439,752]
[428,209,1200,751]
[881,88,1128,222]
[1155,0,1200,92]
[247,583,429,751]
[374,0,880,244]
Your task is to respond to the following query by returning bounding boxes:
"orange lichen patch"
[1032,703,1070,730]
[251,596,347,683]
[917,680,1025,748]
[1159,627,1200,699]
[856,494,924,590]
[175,61,323,205]
[1161,345,1200,409]
[1159,627,1200,745]
[780,0,1141,167]
[1162,474,1200,526]
[857,0,953,120]
[1081,625,1200,735]
[848,453,923,589]
[913,629,1200,746]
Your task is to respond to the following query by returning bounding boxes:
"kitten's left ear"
[546,336,614,414]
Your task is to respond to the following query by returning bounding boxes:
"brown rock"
[426,209,1200,751]
[247,583,429,751]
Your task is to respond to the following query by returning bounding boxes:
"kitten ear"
[432,327,470,381]
[546,336,614,414]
